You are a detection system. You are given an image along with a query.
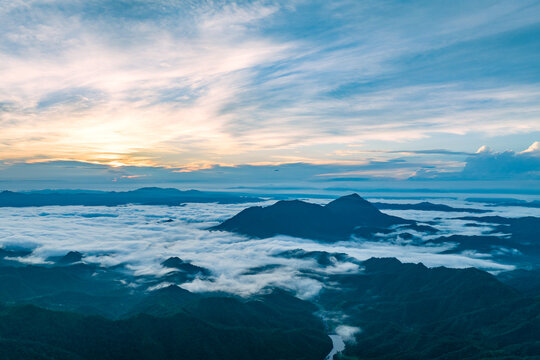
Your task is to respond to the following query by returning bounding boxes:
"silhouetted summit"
[161,257,210,276]
[58,251,83,264]
[212,194,412,241]
[326,193,406,228]
[47,251,83,265]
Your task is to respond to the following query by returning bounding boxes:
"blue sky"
[0,0,539,188]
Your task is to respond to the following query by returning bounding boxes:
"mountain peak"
[340,193,362,199]
[362,257,403,272]
[325,193,379,214]
[162,257,185,269]
[57,251,83,264]
[326,193,370,204]
[213,194,411,241]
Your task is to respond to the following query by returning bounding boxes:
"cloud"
[476,145,492,154]
[335,325,362,344]
[0,1,539,167]
[521,141,540,154]
[461,143,540,180]
[0,160,444,189]
[0,200,516,300]
[1,141,537,191]
[412,142,540,180]
[379,149,474,156]
[0,1,292,166]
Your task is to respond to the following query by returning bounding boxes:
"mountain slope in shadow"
[1,250,539,359]
[320,257,540,360]
[0,289,331,360]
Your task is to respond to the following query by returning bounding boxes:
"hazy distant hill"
[373,201,488,213]
[466,197,540,208]
[0,187,261,207]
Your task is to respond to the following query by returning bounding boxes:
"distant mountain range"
[212,193,417,241]
[466,197,540,208]
[0,187,261,206]
[1,188,502,214]
[372,201,488,213]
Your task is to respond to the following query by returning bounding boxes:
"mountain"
[48,251,83,265]
[0,257,138,318]
[124,285,201,318]
[161,256,210,276]
[0,188,261,207]
[1,249,540,359]
[157,256,212,285]
[373,201,488,213]
[0,253,332,359]
[425,234,511,253]
[0,290,332,360]
[319,257,540,360]
[466,197,540,208]
[212,193,414,241]
[457,216,540,265]
[498,268,540,297]
[275,248,359,267]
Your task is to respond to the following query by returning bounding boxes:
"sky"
[0,0,539,188]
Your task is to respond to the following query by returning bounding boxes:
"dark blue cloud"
[412,143,540,180]
[461,149,540,180]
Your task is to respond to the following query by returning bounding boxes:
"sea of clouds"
[0,197,533,299]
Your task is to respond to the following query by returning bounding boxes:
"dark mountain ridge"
[1,249,539,359]
[466,197,540,208]
[373,201,488,213]
[0,290,331,360]
[212,193,414,241]
[320,257,540,360]
[0,187,261,207]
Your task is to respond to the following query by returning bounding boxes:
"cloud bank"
[413,142,540,180]
[1,141,538,191]
[0,200,519,299]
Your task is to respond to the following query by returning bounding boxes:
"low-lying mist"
[0,199,518,299]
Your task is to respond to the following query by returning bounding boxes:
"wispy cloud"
[0,0,539,170]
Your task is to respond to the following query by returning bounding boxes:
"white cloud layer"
[0,199,518,298]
